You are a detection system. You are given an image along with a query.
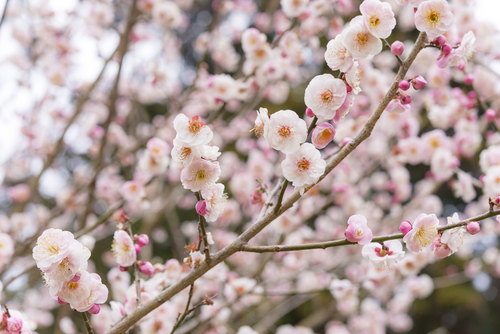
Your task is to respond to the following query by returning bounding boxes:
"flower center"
[188,116,205,134]
[318,129,332,143]
[369,15,379,27]
[355,227,364,237]
[196,169,206,180]
[278,126,292,138]
[416,225,437,248]
[321,90,333,103]
[178,147,192,161]
[356,33,369,47]
[297,158,311,171]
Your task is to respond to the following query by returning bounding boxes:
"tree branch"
[104,32,429,334]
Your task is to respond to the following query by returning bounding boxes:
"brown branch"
[104,32,429,334]
[82,312,95,334]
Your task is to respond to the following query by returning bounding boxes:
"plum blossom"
[121,181,146,202]
[33,228,75,273]
[200,183,228,222]
[430,148,459,181]
[345,61,362,95]
[483,165,500,197]
[281,143,326,194]
[311,123,335,149]
[0,233,14,270]
[345,215,373,245]
[343,16,383,59]
[73,273,109,312]
[414,0,454,39]
[452,170,476,203]
[359,0,396,39]
[58,270,93,306]
[324,34,354,72]
[362,240,405,271]
[304,74,347,120]
[437,31,476,68]
[253,107,270,140]
[403,213,438,252]
[180,159,221,192]
[46,239,91,287]
[112,230,136,268]
[267,110,308,154]
[173,114,213,147]
[281,0,309,18]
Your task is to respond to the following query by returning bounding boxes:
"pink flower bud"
[399,80,410,91]
[118,265,129,272]
[494,195,500,206]
[305,107,315,117]
[195,200,208,216]
[464,74,474,85]
[486,109,496,121]
[391,41,404,56]
[442,44,452,55]
[70,275,80,282]
[311,123,336,149]
[434,35,446,47]
[134,244,141,254]
[457,60,466,70]
[410,75,427,90]
[7,316,23,332]
[136,234,149,247]
[250,190,264,205]
[88,304,101,315]
[140,261,154,276]
[297,8,311,21]
[401,93,412,105]
[341,137,352,147]
[399,221,412,235]
[466,221,480,235]
[58,297,69,305]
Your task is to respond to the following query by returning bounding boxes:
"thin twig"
[82,312,95,334]
[273,180,288,214]
[194,193,211,262]
[170,284,195,334]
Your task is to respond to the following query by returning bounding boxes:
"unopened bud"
[305,107,315,117]
[7,316,23,332]
[410,75,427,90]
[118,265,129,272]
[486,109,496,121]
[466,221,480,235]
[134,244,141,254]
[434,35,446,47]
[464,73,474,85]
[195,200,208,216]
[399,221,412,235]
[140,261,155,276]
[442,44,452,55]
[391,41,405,56]
[136,234,149,247]
[399,80,410,91]
[401,93,412,105]
[88,304,101,315]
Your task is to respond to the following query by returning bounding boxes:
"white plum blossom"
[33,228,75,273]
[253,107,270,140]
[201,183,228,223]
[112,230,136,268]
[46,240,90,286]
[430,148,459,181]
[267,110,308,154]
[152,1,183,28]
[403,213,438,253]
[211,74,237,102]
[343,16,383,59]
[58,270,92,306]
[359,0,396,39]
[324,34,354,72]
[281,143,326,194]
[180,159,221,192]
[362,240,405,271]
[345,61,362,95]
[173,114,213,147]
[452,171,476,203]
[281,0,309,18]
[483,165,500,197]
[304,74,347,120]
[73,273,109,312]
[414,0,454,39]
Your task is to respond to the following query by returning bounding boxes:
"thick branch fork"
[104,32,429,334]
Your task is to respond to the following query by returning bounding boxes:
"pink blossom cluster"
[112,226,154,276]
[32,229,108,314]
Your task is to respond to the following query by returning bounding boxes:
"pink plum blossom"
[414,0,454,39]
[33,228,75,273]
[391,41,404,56]
[311,123,335,149]
[180,159,221,192]
[324,34,354,72]
[173,114,213,147]
[362,240,405,271]
[46,239,90,287]
[466,221,480,235]
[304,74,347,120]
[345,61,362,95]
[58,270,92,306]
[121,181,146,202]
[281,143,326,194]
[112,230,136,268]
[7,316,23,332]
[437,31,476,68]
[359,0,396,39]
[344,215,373,245]
[73,273,109,312]
[267,110,308,154]
[343,16,382,59]
[201,183,228,222]
[403,213,438,252]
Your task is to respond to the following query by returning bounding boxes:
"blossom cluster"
[32,229,108,314]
